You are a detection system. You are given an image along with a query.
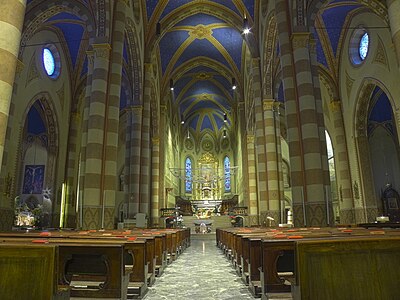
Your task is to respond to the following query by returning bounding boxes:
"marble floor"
[144,234,292,300]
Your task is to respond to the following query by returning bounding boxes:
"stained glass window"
[224,156,231,192]
[43,48,55,76]
[185,157,192,193]
[359,32,369,61]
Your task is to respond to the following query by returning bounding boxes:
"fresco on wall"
[22,165,45,194]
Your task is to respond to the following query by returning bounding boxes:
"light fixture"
[231,78,237,90]
[223,129,227,138]
[181,114,184,124]
[156,22,161,35]
[223,113,227,123]
[170,79,174,91]
[187,130,190,139]
[243,17,250,34]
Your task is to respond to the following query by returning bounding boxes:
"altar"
[193,219,213,234]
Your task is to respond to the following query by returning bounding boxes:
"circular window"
[43,48,55,76]
[359,32,369,61]
[349,28,370,66]
[42,45,60,78]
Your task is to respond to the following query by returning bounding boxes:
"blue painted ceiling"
[45,13,87,72]
[368,86,394,136]
[155,6,248,133]
[315,1,362,70]
[145,1,255,133]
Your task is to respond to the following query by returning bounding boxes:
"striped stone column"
[128,105,143,217]
[275,0,306,226]
[309,37,333,224]
[102,0,127,228]
[252,59,269,225]
[330,100,354,224]
[124,109,132,218]
[64,112,80,227]
[387,0,400,66]
[151,137,160,226]
[83,43,111,229]
[263,99,282,223]
[275,0,331,226]
[247,134,259,225]
[0,0,26,173]
[159,105,167,209]
[78,50,94,228]
[140,63,152,216]
[292,32,329,226]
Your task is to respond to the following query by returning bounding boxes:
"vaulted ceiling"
[145,0,257,135]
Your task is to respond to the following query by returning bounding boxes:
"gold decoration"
[3,173,12,197]
[16,59,24,75]
[189,25,213,40]
[56,83,65,110]
[86,50,95,68]
[329,100,341,113]
[373,37,388,68]
[263,99,275,111]
[195,72,212,80]
[92,44,111,59]
[202,139,213,152]
[199,152,216,163]
[291,32,311,49]
[26,54,40,86]
[152,137,160,145]
[247,135,255,144]
[345,70,354,98]
[131,105,143,114]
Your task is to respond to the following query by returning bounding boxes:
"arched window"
[325,130,337,202]
[185,157,192,193]
[224,156,231,192]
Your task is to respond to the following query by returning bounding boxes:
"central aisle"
[144,235,256,300]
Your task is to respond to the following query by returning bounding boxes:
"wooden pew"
[293,237,400,300]
[0,243,69,300]
[0,237,132,299]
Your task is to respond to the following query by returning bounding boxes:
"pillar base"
[339,208,355,225]
[82,206,115,229]
[293,202,334,227]
[0,207,13,230]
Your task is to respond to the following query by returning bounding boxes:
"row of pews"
[217,226,400,300]
[0,227,190,300]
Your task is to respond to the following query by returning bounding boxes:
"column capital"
[152,137,160,145]
[144,63,153,73]
[291,32,311,49]
[128,105,143,114]
[329,100,342,113]
[71,112,81,121]
[247,134,255,144]
[262,99,275,111]
[92,43,111,59]
[119,0,130,6]
[160,104,167,113]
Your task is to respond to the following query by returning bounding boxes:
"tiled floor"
[144,234,292,300]
[144,234,256,299]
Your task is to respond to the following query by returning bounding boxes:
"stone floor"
[144,234,292,300]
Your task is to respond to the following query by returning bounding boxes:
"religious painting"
[22,165,45,194]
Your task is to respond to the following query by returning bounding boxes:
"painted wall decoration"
[22,165,45,194]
